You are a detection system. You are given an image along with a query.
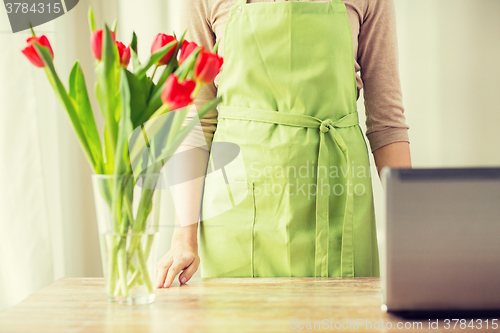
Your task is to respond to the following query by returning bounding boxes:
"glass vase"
[92,173,162,305]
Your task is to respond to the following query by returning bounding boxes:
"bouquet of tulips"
[21,8,223,300]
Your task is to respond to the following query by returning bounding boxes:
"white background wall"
[367,0,500,241]
[0,0,499,311]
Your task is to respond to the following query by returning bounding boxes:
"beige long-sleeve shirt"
[179,0,409,152]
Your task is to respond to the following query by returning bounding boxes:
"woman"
[156,0,411,288]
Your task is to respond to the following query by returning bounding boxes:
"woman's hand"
[155,144,207,288]
[156,237,200,288]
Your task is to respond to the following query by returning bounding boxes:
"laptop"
[380,167,500,318]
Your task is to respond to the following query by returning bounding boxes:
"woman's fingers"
[156,256,173,288]
[155,247,200,289]
[178,256,200,285]
[163,256,194,288]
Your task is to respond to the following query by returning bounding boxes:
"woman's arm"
[156,0,218,288]
[156,145,209,289]
[357,0,411,154]
[372,141,411,176]
[355,0,411,174]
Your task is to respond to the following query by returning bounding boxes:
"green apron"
[199,0,380,277]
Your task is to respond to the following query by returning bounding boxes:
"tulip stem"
[192,82,202,100]
[149,104,170,120]
[29,23,36,37]
[151,65,158,82]
[212,39,220,54]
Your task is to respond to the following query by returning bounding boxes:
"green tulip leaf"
[95,23,120,174]
[114,68,134,175]
[136,61,175,127]
[130,32,141,72]
[111,19,118,33]
[34,42,97,173]
[130,48,141,74]
[151,109,182,163]
[130,31,138,53]
[125,70,150,129]
[130,111,175,177]
[69,61,103,173]
[88,7,96,33]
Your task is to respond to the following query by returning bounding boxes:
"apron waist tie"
[218,106,358,277]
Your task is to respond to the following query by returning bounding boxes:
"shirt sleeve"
[178,0,219,151]
[358,0,410,152]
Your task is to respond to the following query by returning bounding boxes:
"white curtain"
[1,0,499,311]
[0,0,179,311]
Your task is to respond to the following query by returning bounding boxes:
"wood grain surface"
[0,277,498,333]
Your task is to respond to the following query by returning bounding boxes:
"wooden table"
[0,277,498,332]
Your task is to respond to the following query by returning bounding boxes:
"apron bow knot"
[217,108,359,278]
[320,119,334,133]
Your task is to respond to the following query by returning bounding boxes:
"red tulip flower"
[116,41,131,67]
[91,29,116,61]
[179,40,200,65]
[151,34,178,66]
[21,35,54,68]
[161,74,196,111]
[194,51,223,84]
